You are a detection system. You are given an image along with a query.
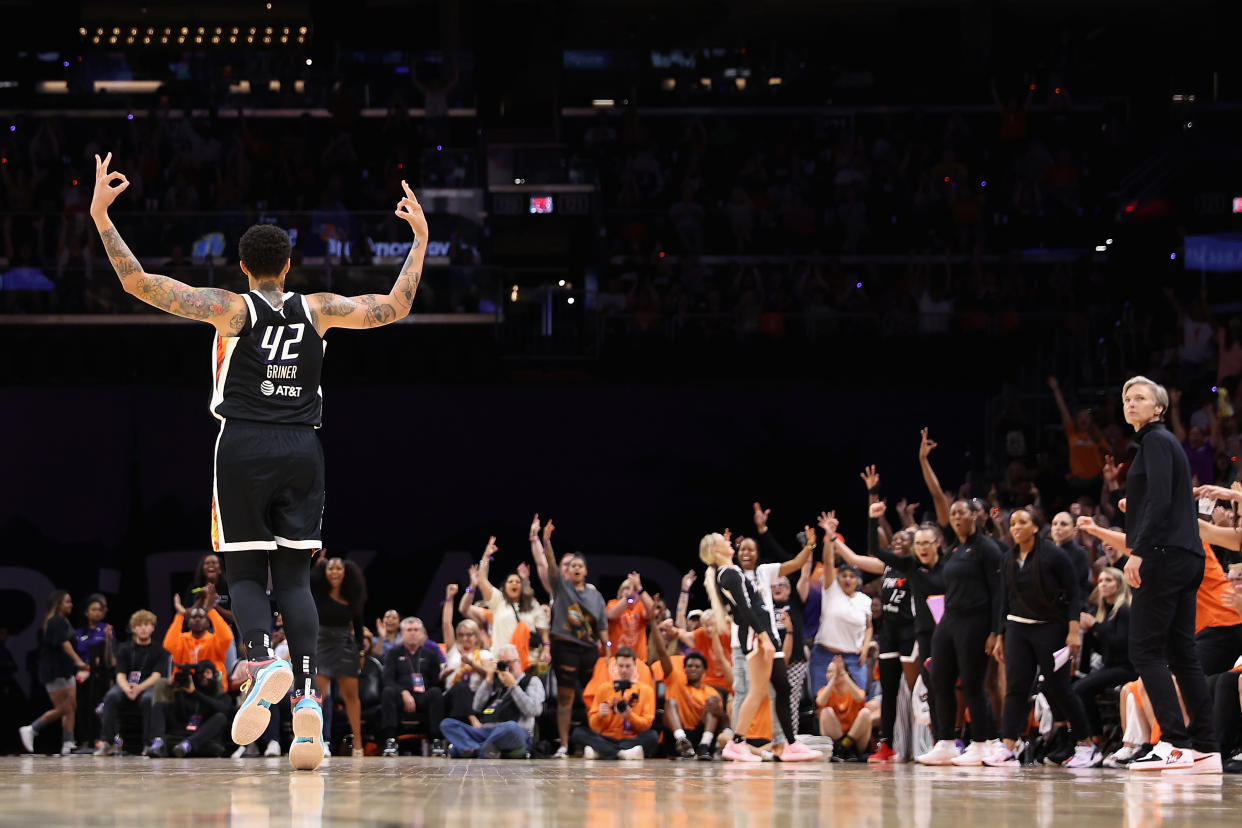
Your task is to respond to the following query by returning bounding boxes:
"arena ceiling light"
[76,22,309,47]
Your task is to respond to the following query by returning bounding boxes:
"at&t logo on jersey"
[260,380,303,398]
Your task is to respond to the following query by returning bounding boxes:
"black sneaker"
[675,736,696,759]
[431,738,447,757]
[695,743,714,761]
[481,742,502,760]
[381,738,399,758]
[172,740,192,758]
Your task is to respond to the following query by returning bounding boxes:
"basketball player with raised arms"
[89,152,428,771]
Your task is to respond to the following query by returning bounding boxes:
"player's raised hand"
[395,180,428,241]
[90,152,129,219]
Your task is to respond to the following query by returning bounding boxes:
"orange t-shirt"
[583,657,654,710]
[606,599,649,662]
[692,628,733,692]
[661,661,710,731]
[818,685,864,730]
[162,608,234,680]
[588,679,656,740]
[1196,543,1242,634]
[1067,428,1107,480]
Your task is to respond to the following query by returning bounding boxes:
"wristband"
[680,589,690,594]
[635,587,644,595]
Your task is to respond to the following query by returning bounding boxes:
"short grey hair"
[400,616,424,629]
[1122,375,1169,419]
[494,644,519,661]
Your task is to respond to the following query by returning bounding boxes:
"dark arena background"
[2,0,1242,825]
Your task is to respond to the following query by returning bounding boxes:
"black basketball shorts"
[877,619,918,663]
[211,419,324,552]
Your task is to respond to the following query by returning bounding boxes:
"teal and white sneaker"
[231,659,294,747]
[289,693,325,771]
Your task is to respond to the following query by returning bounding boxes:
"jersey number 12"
[259,323,304,362]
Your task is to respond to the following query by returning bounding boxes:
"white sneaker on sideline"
[1103,744,1141,768]
[916,740,961,765]
[553,745,569,759]
[19,726,35,754]
[264,740,282,757]
[1129,741,1192,772]
[230,745,247,759]
[583,746,598,760]
[950,741,988,766]
[618,746,645,761]
[982,740,1024,768]
[1164,750,1222,775]
[1062,743,1100,769]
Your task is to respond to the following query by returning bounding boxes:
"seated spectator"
[651,613,724,760]
[147,660,233,758]
[95,609,167,755]
[816,654,872,761]
[1073,566,1136,757]
[572,646,658,760]
[161,586,234,681]
[379,617,446,757]
[442,618,486,721]
[440,644,545,759]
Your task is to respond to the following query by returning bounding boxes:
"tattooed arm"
[90,153,247,335]
[306,181,428,334]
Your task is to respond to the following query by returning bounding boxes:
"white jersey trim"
[241,293,257,328]
[212,422,227,546]
[217,539,280,552]
[208,333,240,421]
[274,536,320,549]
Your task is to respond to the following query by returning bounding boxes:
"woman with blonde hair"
[1071,562,1136,761]
[699,531,821,762]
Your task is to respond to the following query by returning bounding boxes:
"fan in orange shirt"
[162,601,234,681]
[815,654,873,762]
[606,572,653,661]
[651,613,724,760]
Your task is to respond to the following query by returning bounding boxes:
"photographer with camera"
[571,646,657,760]
[147,660,233,757]
[439,644,545,758]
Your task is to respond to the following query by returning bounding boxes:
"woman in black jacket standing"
[1120,375,1219,773]
[980,508,1092,767]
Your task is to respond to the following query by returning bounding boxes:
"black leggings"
[1211,671,1242,758]
[1001,620,1091,741]
[1072,666,1136,738]
[917,629,938,738]
[769,656,797,744]
[226,547,319,696]
[930,611,995,742]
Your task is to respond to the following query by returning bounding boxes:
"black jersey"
[880,567,916,624]
[210,291,324,427]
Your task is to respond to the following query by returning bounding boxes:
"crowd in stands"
[13,399,1242,768]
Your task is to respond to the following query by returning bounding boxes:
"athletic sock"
[30,717,46,734]
[699,731,714,746]
[674,729,687,742]
[732,734,746,744]
[243,629,277,663]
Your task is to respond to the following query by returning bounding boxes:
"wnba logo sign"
[260,381,275,396]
